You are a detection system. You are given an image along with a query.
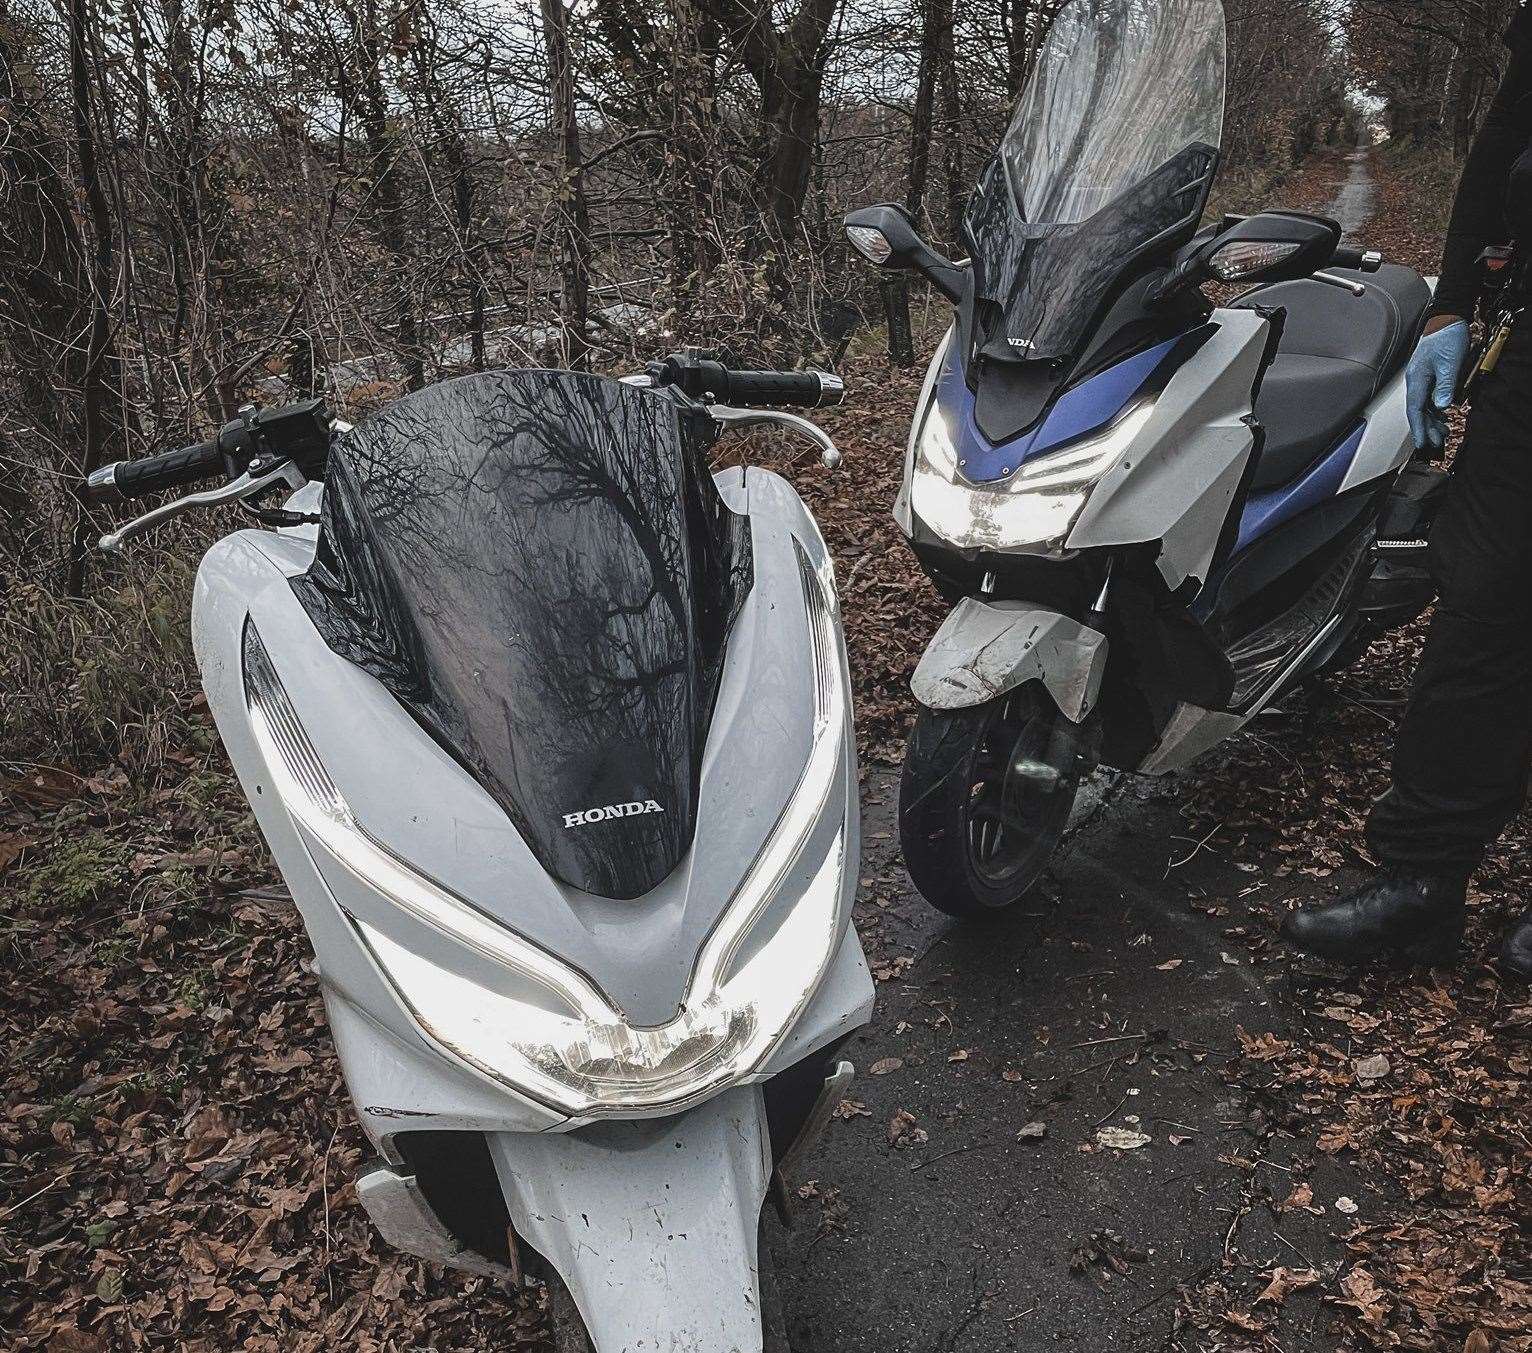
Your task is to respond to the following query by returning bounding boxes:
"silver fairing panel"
[489,1086,774,1353]
[192,466,871,1141]
[1065,306,1268,590]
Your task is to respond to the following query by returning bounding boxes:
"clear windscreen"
[965,0,1227,363]
[1004,0,1226,228]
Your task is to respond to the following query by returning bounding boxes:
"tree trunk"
[906,0,939,221]
[355,0,424,390]
[540,0,591,371]
[935,0,964,242]
[697,0,838,260]
[0,23,91,567]
[668,0,720,299]
[1000,0,1032,97]
[65,0,123,596]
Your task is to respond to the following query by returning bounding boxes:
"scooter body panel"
[1339,366,1413,494]
[489,1086,773,1353]
[1065,307,1268,590]
[910,598,1107,720]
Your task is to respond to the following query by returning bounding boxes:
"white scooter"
[846,0,1441,918]
[87,353,872,1351]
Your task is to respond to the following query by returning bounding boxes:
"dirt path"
[1327,151,1378,237]
[776,768,1364,1351]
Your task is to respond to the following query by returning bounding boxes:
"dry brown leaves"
[0,764,545,1349]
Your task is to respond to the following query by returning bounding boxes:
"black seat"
[1233,264,1432,490]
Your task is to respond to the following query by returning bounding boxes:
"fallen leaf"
[868,1057,903,1076]
[1095,1127,1151,1151]
[1354,1053,1391,1084]
[0,834,36,873]
[1238,1026,1292,1061]
[1256,1267,1319,1305]
[1333,1266,1391,1327]
[832,1098,870,1120]
[1281,1182,1318,1213]
[1223,1309,1269,1334]
[1156,958,1184,971]
[947,1048,969,1062]
[887,1109,927,1148]
[1016,1121,1047,1141]
[1335,1195,1358,1215]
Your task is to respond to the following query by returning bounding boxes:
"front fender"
[911,599,1107,721]
[489,1086,772,1353]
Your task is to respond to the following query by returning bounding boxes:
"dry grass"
[0,547,202,781]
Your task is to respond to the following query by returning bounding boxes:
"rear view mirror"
[843,204,967,303]
[1202,212,1341,285]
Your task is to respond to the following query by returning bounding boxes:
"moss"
[16,829,130,917]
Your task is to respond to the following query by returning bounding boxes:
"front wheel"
[899,687,1086,918]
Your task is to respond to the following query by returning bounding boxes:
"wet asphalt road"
[774,766,1370,1352]
[770,155,1393,1352]
[1329,153,1377,239]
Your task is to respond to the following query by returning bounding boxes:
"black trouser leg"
[1367,327,1532,874]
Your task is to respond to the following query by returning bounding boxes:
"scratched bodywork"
[489,1087,772,1353]
[910,598,1108,721]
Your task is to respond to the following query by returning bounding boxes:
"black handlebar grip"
[87,437,224,503]
[722,369,845,409]
[1332,246,1384,273]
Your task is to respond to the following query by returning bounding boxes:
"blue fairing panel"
[1234,422,1365,554]
[938,334,1200,484]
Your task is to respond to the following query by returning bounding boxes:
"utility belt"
[1464,245,1529,397]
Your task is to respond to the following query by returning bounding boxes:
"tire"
[544,1268,595,1353]
[539,1215,791,1352]
[757,1218,791,1353]
[899,686,1083,919]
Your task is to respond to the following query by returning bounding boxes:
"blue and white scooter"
[846,0,1441,917]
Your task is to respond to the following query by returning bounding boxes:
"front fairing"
[904,325,1214,556]
[293,370,750,903]
[194,462,867,1121]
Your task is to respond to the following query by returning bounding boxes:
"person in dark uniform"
[1282,3,1532,983]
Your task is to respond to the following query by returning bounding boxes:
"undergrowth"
[0,546,202,782]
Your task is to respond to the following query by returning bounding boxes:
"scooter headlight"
[914,397,961,481]
[242,544,850,1118]
[909,397,1155,552]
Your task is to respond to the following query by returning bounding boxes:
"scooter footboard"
[489,1085,773,1353]
[911,597,1107,721]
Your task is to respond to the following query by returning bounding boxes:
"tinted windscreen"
[966,143,1219,361]
[292,370,752,901]
[965,0,1226,361]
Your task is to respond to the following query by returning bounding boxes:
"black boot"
[1499,907,1532,984]
[1281,871,1467,967]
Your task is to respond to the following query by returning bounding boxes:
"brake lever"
[99,460,308,553]
[1313,271,1367,296]
[707,406,843,470]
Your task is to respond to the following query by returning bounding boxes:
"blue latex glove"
[1405,319,1471,453]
